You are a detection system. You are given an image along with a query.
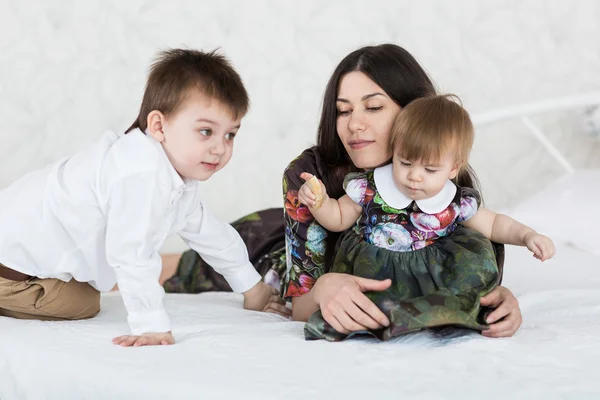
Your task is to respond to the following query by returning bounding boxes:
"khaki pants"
[0,275,100,321]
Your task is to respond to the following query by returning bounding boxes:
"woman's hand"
[480,286,522,338]
[312,273,391,334]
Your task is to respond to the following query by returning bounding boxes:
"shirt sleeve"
[281,149,329,300]
[105,172,171,336]
[456,187,482,223]
[178,203,261,293]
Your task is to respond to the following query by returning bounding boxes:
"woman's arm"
[282,149,389,331]
[291,290,320,322]
[462,208,555,261]
[281,149,327,301]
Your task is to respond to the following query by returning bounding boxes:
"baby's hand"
[524,232,556,261]
[112,331,175,347]
[299,172,327,208]
[243,281,291,318]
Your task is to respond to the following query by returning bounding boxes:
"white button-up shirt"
[0,129,261,334]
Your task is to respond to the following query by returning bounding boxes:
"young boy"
[0,49,286,346]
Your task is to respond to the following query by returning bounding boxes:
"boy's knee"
[34,278,101,320]
[81,290,101,319]
[61,280,101,320]
[0,278,101,321]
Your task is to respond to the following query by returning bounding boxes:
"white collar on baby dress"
[373,164,457,214]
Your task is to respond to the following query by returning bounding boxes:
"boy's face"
[158,91,242,181]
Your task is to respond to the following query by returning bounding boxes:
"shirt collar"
[373,164,457,214]
[139,128,188,192]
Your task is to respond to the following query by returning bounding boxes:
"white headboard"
[472,92,600,173]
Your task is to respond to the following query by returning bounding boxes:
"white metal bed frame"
[471,91,600,173]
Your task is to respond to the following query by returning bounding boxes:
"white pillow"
[508,169,600,254]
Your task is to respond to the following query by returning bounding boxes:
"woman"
[163,43,522,338]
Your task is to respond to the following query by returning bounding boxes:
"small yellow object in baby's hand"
[306,176,324,208]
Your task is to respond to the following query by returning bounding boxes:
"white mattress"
[1,243,599,400]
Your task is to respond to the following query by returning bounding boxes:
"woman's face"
[336,71,401,170]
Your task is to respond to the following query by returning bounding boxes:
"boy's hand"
[299,172,327,208]
[524,232,556,261]
[112,331,175,347]
[243,281,291,318]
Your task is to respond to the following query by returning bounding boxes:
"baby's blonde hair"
[390,94,474,172]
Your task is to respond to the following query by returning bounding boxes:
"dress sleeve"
[343,172,369,206]
[281,148,330,300]
[456,187,482,223]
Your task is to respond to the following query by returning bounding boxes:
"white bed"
[2,96,600,399]
[1,242,599,400]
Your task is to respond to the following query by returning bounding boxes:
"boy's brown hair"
[126,48,249,133]
[390,94,474,172]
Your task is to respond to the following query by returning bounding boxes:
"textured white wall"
[1,0,599,252]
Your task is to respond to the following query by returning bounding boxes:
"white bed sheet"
[1,243,599,400]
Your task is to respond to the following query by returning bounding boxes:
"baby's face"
[160,91,242,181]
[391,151,459,201]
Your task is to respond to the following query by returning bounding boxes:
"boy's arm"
[105,172,172,336]
[178,202,262,294]
[179,203,281,313]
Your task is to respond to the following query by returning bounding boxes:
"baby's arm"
[298,172,362,232]
[462,208,556,261]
